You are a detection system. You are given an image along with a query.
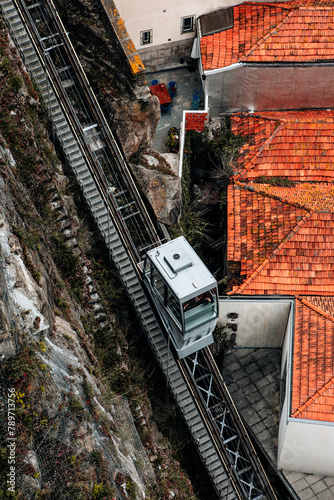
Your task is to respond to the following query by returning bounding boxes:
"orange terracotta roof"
[232,110,334,182]
[230,211,334,295]
[227,184,309,276]
[227,109,334,422]
[300,295,334,320]
[201,1,334,71]
[291,299,334,422]
[250,183,334,213]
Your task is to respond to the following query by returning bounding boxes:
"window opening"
[143,257,151,280]
[181,16,195,34]
[167,288,182,326]
[141,29,152,45]
[152,268,166,302]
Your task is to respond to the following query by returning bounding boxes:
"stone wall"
[138,38,193,71]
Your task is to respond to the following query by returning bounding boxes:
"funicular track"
[0,1,278,498]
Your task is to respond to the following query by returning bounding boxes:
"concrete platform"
[145,64,202,152]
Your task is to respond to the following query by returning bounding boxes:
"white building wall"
[278,418,334,476]
[203,64,334,116]
[277,307,294,464]
[115,0,239,50]
[278,301,334,477]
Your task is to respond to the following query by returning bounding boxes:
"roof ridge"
[239,182,313,212]
[292,374,334,418]
[234,121,285,181]
[296,296,334,323]
[240,6,296,62]
[230,211,312,294]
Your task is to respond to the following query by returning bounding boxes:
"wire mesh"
[112,395,155,488]
[0,330,155,498]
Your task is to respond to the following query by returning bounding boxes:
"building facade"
[199,2,334,116]
[114,0,283,69]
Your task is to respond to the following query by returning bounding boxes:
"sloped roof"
[227,110,334,422]
[233,110,334,182]
[201,1,334,71]
[291,299,334,422]
[227,183,309,277]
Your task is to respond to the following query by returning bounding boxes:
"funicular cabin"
[143,237,218,359]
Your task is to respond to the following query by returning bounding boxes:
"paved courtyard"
[222,348,334,500]
[145,64,202,152]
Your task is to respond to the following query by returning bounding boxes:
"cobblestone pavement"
[221,348,334,500]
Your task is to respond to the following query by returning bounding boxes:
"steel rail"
[12,0,143,270]
[203,349,277,499]
[43,0,161,248]
[177,357,244,499]
[179,349,277,500]
[12,0,160,268]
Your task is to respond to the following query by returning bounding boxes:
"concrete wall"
[138,38,193,70]
[218,297,292,348]
[204,64,334,116]
[115,0,238,50]
[278,418,334,476]
[277,307,294,462]
[278,300,334,477]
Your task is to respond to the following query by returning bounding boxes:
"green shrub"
[8,74,22,92]
[4,344,38,383]
[1,57,10,74]
[254,175,294,187]
[166,127,179,152]
[69,397,84,414]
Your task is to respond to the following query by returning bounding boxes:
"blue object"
[168,81,178,97]
[191,90,202,110]
[168,90,175,100]
[151,79,160,85]
[160,102,172,115]
[168,81,178,90]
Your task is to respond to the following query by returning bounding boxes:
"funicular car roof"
[146,236,216,301]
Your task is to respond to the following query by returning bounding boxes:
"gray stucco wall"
[218,297,292,348]
[278,418,334,476]
[204,64,334,116]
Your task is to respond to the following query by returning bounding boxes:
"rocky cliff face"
[130,152,182,226]
[0,16,197,500]
[56,0,182,225]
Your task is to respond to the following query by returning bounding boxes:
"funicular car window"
[143,257,151,280]
[167,288,182,326]
[152,268,165,301]
[183,288,218,332]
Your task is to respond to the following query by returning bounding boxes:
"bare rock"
[112,96,160,159]
[161,153,180,177]
[130,164,181,225]
[142,154,159,168]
